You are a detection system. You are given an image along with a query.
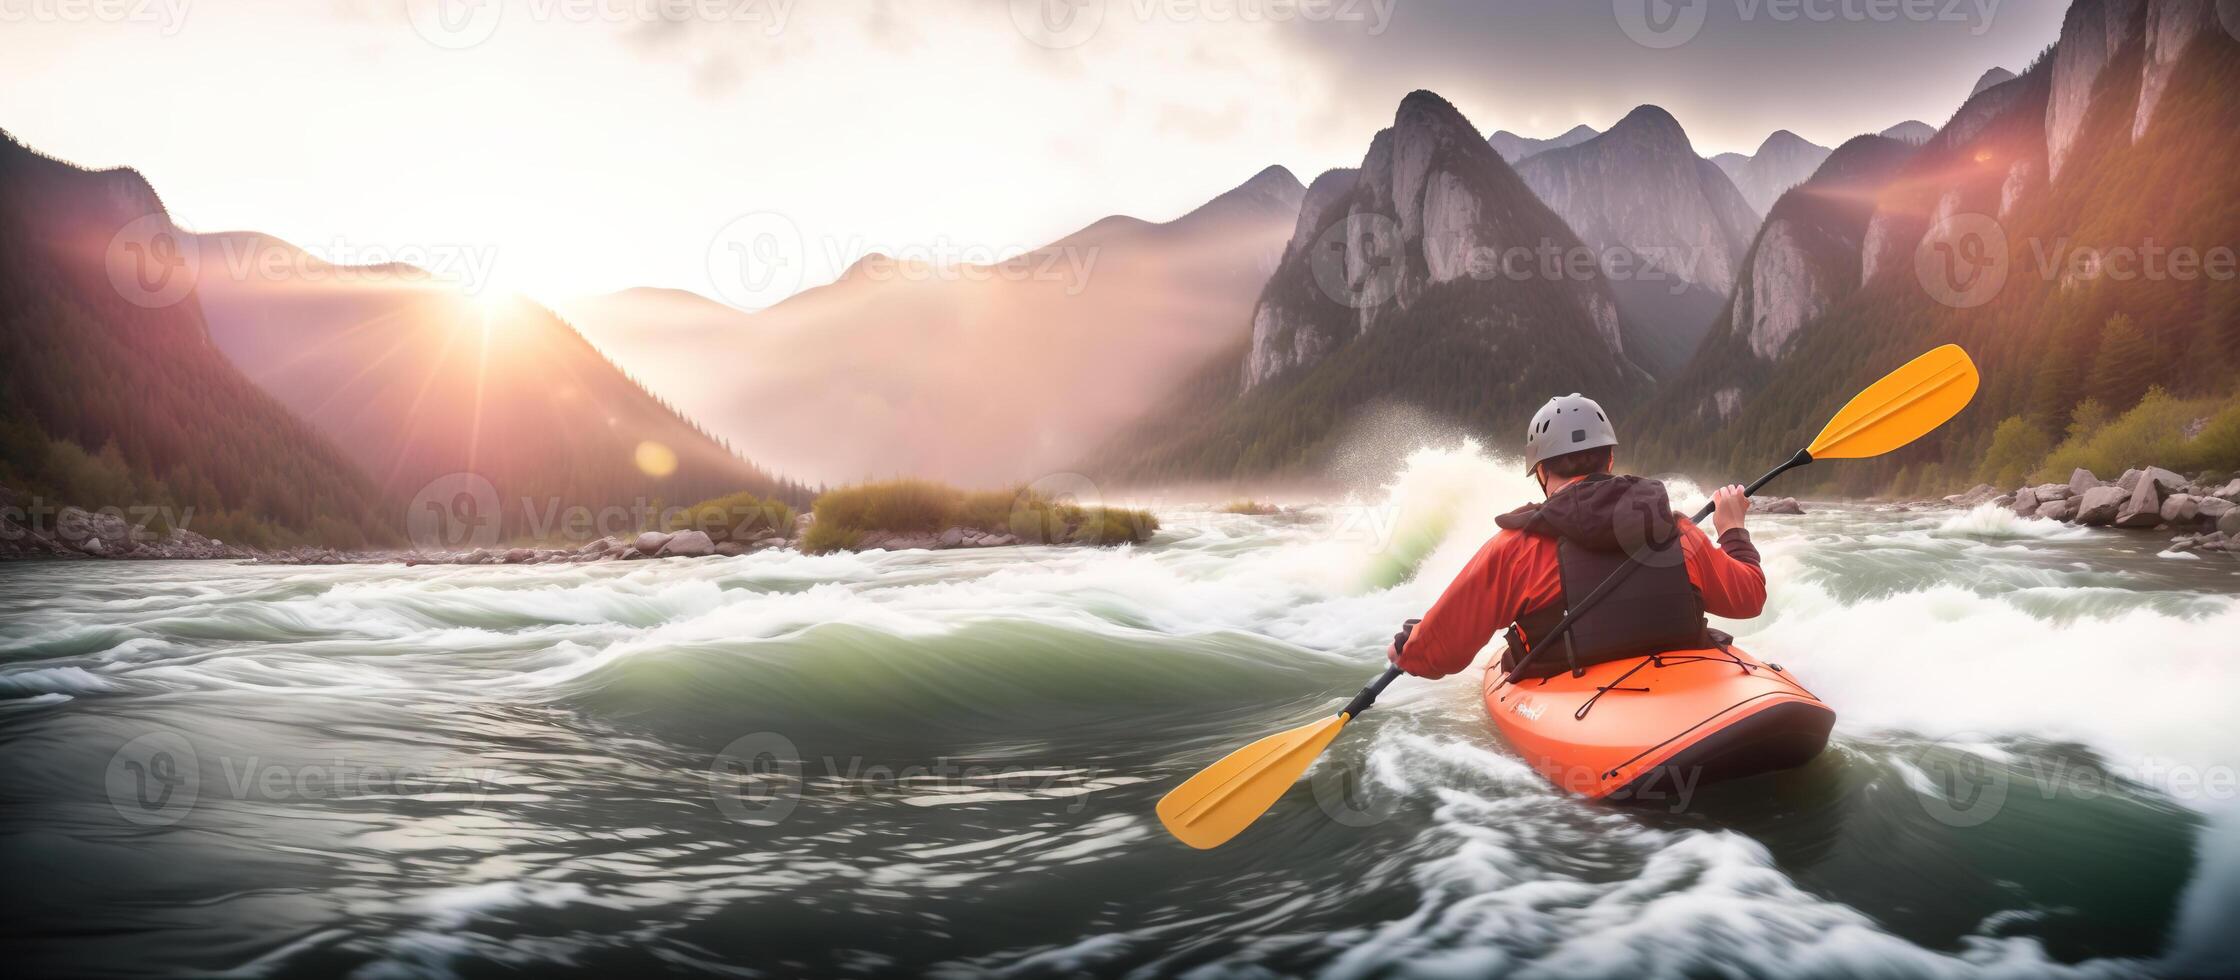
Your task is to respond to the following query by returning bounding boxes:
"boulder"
[578,537,615,555]
[2198,497,2236,521]
[2143,466,2188,497]
[1943,484,1999,507]
[2160,494,2199,525]
[2222,509,2240,538]
[2116,469,2144,493]
[2067,468,2103,500]
[502,548,535,564]
[980,534,1018,547]
[714,542,746,557]
[2035,499,2074,521]
[2216,479,2240,503]
[2032,483,2073,501]
[752,536,788,550]
[2114,479,2162,529]
[2074,486,2127,525]
[658,530,715,557]
[1759,497,1806,515]
[938,527,967,548]
[634,531,673,554]
[2011,487,2040,516]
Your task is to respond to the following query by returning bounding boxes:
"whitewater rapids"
[1,443,2234,978]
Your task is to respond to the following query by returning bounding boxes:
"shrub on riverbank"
[1219,500,1280,515]
[2029,389,2240,483]
[801,479,1158,553]
[666,491,796,544]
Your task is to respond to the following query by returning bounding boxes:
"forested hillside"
[0,131,396,549]
[1635,16,2240,494]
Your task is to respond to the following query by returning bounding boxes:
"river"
[2,446,2235,978]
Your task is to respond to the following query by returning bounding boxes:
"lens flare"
[634,441,678,477]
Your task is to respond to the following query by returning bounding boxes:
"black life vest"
[1496,477,1711,679]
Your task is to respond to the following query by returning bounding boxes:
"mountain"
[1973,66,2020,96]
[1488,124,1600,163]
[1096,91,1642,482]
[558,165,1306,486]
[1713,130,1836,217]
[1880,120,1937,145]
[0,131,397,549]
[1515,105,1763,377]
[1636,0,2240,493]
[192,233,804,540]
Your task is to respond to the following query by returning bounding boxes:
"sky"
[0,0,2069,305]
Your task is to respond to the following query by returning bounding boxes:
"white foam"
[1934,503,2093,541]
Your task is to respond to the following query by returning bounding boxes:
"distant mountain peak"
[1972,66,2018,96]
[1880,120,1936,145]
[1487,123,1601,163]
[1757,129,1822,155]
[1608,104,1691,147]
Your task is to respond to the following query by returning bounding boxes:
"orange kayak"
[1482,644,1833,802]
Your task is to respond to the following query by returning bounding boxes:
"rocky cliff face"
[1244,91,1627,390]
[1731,136,1918,361]
[1516,106,1760,297]
[1098,91,1643,482]
[1715,129,1835,217]
[2047,0,2145,181]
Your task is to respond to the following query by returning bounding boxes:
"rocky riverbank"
[1,499,1066,566]
[1944,467,2240,553]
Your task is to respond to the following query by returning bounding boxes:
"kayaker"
[1386,394,1766,680]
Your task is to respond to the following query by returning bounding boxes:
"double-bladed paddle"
[1156,344,1981,849]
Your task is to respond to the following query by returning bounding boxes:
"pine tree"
[2086,314,2156,411]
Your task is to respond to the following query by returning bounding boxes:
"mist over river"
[3,446,2236,978]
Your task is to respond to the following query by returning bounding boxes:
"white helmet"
[1524,393,1617,474]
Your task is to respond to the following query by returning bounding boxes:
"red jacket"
[1390,514,1766,680]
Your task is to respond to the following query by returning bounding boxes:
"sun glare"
[634,441,679,478]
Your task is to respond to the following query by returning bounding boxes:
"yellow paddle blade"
[1157,713,1351,850]
[1806,344,1980,460]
